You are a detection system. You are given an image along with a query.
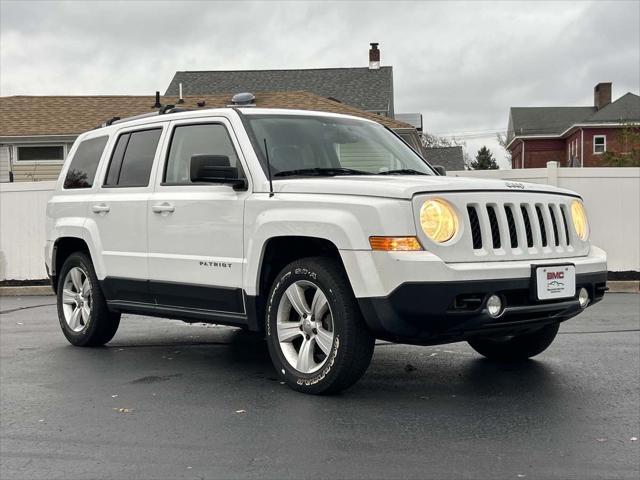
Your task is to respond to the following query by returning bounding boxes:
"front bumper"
[341,246,607,345]
[357,271,606,345]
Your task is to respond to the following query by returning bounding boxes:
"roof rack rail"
[110,111,160,125]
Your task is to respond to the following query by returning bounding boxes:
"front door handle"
[91,203,110,214]
[152,202,175,214]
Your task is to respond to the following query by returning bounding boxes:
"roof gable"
[0,91,410,137]
[165,67,394,114]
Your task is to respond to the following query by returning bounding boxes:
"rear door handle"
[152,202,175,214]
[91,203,110,214]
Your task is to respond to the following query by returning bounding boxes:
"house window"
[593,135,606,154]
[16,145,65,162]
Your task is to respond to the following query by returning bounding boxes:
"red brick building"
[506,83,639,168]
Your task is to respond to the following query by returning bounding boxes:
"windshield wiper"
[274,167,371,178]
[377,169,428,175]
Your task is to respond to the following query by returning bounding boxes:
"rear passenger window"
[63,136,108,189]
[104,128,162,187]
[164,124,240,185]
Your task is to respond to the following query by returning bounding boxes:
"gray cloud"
[1,0,638,165]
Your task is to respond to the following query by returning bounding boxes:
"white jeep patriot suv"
[46,104,607,394]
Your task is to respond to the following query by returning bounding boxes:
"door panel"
[148,119,248,312]
[89,126,164,302]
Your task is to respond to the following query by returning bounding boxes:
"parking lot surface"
[1,293,638,479]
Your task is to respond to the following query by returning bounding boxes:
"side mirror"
[190,155,247,189]
[433,165,447,176]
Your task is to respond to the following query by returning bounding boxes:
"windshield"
[243,114,435,177]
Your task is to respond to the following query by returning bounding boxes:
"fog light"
[578,288,590,308]
[486,294,504,318]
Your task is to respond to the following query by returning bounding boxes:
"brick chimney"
[594,82,612,110]
[369,43,380,70]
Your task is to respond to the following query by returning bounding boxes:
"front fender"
[243,194,416,295]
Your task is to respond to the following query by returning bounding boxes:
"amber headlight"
[571,200,589,241]
[420,199,459,243]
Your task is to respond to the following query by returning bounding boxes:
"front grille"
[467,201,572,252]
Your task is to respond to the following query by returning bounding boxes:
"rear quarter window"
[104,128,162,187]
[63,136,109,189]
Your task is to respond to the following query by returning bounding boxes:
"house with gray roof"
[423,146,465,171]
[506,83,640,168]
[166,43,395,117]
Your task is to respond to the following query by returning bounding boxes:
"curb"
[0,285,54,296]
[606,281,639,294]
[0,282,638,297]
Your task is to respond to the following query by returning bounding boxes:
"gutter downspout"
[580,128,584,167]
[521,140,525,169]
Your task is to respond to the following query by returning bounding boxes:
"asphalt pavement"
[1,293,638,480]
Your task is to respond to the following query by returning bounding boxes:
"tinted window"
[64,136,108,189]
[104,128,161,187]
[164,124,240,184]
[104,133,129,186]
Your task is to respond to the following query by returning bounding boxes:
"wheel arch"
[51,237,91,293]
[246,235,351,332]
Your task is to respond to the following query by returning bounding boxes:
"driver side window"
[164,123,240,185]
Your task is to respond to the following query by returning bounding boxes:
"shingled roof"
[507,92,640,143]
[0,91,410,137]
[165,67,394,116]
[423,146,465,171]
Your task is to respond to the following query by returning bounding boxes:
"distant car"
[45,101,607,394]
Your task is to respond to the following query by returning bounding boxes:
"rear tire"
[468,323,560,362]
[265,257,375,395]
[57,252,120,347]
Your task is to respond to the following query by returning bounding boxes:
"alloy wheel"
[61,267,92,332]
[276,280,335,374]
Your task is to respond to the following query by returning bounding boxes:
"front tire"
[265,257,375,395]
[57,252,120,347]
[468,323,560,362]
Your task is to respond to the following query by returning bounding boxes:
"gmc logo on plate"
[547,272,565,280]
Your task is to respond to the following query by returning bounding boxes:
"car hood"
[272,175,579,200]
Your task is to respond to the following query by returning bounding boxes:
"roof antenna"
[152,91,162,109]
[263,138,274,198]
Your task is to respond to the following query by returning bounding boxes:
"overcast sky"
[1,0,638,166]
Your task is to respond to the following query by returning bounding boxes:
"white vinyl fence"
[0,181,56,281]
[0,164,638,281]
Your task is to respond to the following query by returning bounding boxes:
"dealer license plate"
[536,265,576,300]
